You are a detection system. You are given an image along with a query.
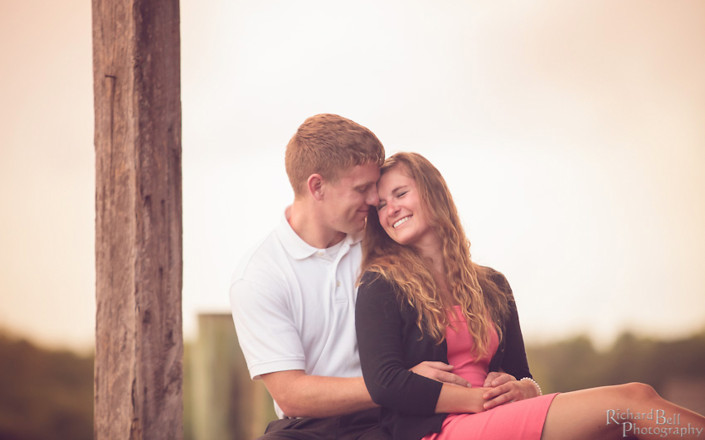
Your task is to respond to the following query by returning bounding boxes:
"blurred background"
[1,0,704,438]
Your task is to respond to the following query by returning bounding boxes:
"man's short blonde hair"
[285,114,385,196]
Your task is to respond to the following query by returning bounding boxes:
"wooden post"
[189,314,274,440]
[92,0,183,438]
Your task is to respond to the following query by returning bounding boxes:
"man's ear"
[307,174,324,201]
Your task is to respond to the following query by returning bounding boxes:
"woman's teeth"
[393,216,410,228]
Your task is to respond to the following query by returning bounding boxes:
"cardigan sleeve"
[489,270,532,380]
[356,272,443,415]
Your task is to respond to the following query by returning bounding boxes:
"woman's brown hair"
[361,152,511,357]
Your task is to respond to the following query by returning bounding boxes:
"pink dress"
[423,307,558,440]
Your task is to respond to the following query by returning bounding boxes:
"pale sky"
[1,0,704,351]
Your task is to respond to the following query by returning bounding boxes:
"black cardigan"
[355,268,533,440]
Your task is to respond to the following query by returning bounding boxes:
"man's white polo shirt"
[229,211,363,417]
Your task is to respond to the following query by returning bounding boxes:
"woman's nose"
[386,200,400,216]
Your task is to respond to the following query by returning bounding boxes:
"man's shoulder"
[231,228,287,284]
[229,228,297,315]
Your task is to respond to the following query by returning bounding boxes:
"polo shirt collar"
[277,209,362,260]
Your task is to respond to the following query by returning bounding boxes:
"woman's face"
[376,166,436,248]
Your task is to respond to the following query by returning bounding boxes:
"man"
[230,114,468,439]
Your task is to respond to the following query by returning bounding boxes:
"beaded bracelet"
[520,377,542,396]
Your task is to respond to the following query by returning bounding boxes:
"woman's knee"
[617,382,659,402]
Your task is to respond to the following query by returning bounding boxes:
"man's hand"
[482,372,536,410]
[410,361,472,388]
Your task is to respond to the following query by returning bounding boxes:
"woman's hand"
[482,372,538,410]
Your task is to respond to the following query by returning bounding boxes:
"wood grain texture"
[92,0,183,438]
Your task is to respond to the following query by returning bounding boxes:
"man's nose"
[366,188,379,206]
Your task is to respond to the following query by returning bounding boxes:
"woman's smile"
[376,166,437,250]
[393,215,412,228]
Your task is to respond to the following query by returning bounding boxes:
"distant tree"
[0,333,93,440]
[1,327,703,440]
[526,329,705,396]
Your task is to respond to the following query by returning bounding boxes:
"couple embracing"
[230,114,705,440]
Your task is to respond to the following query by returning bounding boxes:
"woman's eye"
[397,191,408,198]
[377,203,386,211]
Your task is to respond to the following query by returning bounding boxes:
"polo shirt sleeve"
[230,274,306,379]
[356,272,443,415]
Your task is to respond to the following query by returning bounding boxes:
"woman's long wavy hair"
[361,152,511,357]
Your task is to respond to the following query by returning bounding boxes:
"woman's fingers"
[483,383,517,409]
[483,382,513,400]
[483,372,515,387]
[483,393,515,409]
[482,379,533,409]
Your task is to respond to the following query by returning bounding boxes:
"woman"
[355,152,705,440]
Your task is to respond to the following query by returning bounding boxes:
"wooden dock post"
[189,313,273,439]
[92,0,183,438]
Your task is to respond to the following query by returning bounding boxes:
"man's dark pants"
[257,408,390,440]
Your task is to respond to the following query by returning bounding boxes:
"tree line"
[1,328,704,440]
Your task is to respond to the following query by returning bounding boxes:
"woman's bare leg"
[541,382,705,440]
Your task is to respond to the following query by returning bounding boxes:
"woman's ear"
[307,174,324,201]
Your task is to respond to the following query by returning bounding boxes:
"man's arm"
[261,365,472,418]
[232,271,375,418]
[260,370,375,418]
